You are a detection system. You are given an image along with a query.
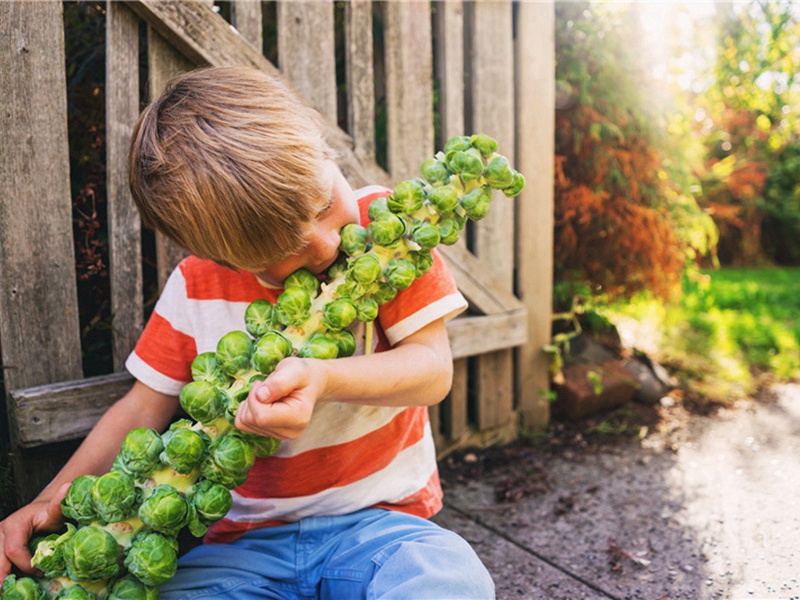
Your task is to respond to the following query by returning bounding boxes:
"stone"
[553,360,638,420]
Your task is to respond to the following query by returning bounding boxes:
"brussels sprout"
[30,525,74,579]
[367,196,390,220]
[283,268,320,296]
[326,253,349,279]
[207,431,256,477]
[420,159,450,187]
[224,384,252,426]
[328,329,357,358]
[63,526,121,582]
[216,331,254,376]
[159,426,207,474]
[91,471,138,524]
[459,186,492,221]
[387,180,424,214]
[252,331,294,374]
[115,428,164,479]
[339,224,368,257]
[275,287,312,327]
[298,334,340,360]
[138,484,190,536]
[322,299,357,331]
[367,212,406,247]
[106,575,158,600]
[0,575,46,600]
[190,352,232,388]
[444,135,471,154]
[446,150,483,181]
[336,279,367,302]
[347,254,383,285]
[437,217,461,246]
[354,297,379,322]
[411,251,435,277]
[54,584,96,599]
[199,456,249,490]
[427,185,459,215]
[482,155,515,189]
[502,171,526,197]
[243,300,275,338]
[188,480,234,524]
[370,282,398,305]
[61,475,99,526]
[124,532,178,587]
[179,380,227,427]
[385,259,417,291]
[411,222,441,252]
[469,133,498,158]
[245,434,281,458]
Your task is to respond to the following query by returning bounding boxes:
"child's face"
[251,161,359,287]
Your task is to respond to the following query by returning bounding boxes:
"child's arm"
[0,381,178,579]
[235,318,453,440]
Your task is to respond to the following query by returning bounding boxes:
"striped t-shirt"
[125,185,468,543]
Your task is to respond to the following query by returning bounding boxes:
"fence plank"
[447,311,527,360]
[469,0,516,430]
[107,2,144,371]
[126,0,391,190]
[515,1,555,430]
[384,1,434,180]
[277,1,337,123]
[147,27,192,291]
[232,1,263,50]
[345,0,375,159]
[0,0,84,501]
[11,374,135,448]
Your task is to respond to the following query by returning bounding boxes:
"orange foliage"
[554,107,685,300]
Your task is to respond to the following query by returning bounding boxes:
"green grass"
[605,267,800,402]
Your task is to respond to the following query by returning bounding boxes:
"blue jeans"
[159,508,495,599]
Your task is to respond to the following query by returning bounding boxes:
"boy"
[0,66,495,598]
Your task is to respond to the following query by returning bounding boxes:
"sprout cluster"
[2,134,523,599]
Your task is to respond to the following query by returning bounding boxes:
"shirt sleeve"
[378,249,468,346]
[125,263,198,396]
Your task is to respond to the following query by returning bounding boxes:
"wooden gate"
[0,0,555,503]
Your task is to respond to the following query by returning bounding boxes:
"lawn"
[607,267,800,402]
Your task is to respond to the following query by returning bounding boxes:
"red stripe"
[133,312,197,382]
[236,407,428,499]
[179,257,279,302]
[374,470,443,517]
[204,517,287,545]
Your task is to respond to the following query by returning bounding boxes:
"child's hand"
[0,483,69,579]
[234,357,328,440]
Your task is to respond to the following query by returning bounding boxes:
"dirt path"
[434,383,800,599]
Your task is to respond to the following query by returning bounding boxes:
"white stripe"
[125,352,187,396]
[383,294,468,346]
[227,423,437,522]
[274,402,405,458]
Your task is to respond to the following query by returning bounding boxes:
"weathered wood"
[442,359,469,442]
[384,1,434,180]
[441,244,524,315]
[147,26,192,291]
[11,374,135,448]
[446,311,527,361]
[345,0,376,159]
[277,1,337,123]
[232,0,263,50]
[434,0,465,147]
[125,0,391,190]
[107,2,144,371]
[515,1,555,431]
[0,0,84,501]
[469,0,516,430]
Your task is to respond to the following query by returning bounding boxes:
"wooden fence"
[0,0,554,503]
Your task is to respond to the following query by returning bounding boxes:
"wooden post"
[468,0,516,432]
[344,0,376,159]
[515,1,555,430]
[384,0,434,181]
[147,27,192,291]
[107,2,144,371]
[0,0,84,502]
[232,0,263,51]
[277,1,337,123]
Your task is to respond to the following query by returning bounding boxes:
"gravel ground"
[433,382,800,600]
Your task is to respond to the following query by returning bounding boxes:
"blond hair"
[129,66,334,270]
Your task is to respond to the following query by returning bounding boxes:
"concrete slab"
[437,383,800,600]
